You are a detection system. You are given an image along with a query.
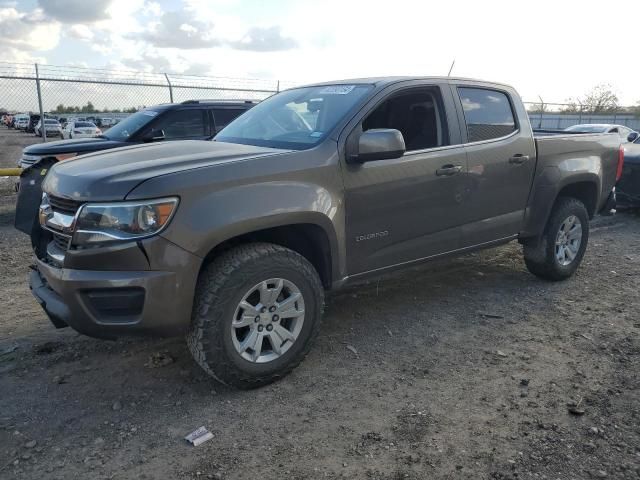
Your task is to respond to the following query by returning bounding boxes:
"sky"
[1,0,639,105]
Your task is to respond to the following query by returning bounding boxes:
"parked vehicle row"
[16,77,623,388]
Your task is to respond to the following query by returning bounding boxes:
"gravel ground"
[0,128,49,194]
[0,127,639,480]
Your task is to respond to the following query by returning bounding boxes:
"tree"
[562,84,619,114]
[80,101,95,113]
[526,102,547,114]
[627,101,640,117]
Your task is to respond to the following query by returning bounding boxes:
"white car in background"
[35,119,63,137]
[62,121,101,139]
[100,117,114,128]
[15,116,30,130]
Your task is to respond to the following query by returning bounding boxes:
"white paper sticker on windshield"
[309,131,323,137]
[319,85,356,95]
[142,111,159,117]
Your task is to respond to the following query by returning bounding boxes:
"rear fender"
[520,157,602,240]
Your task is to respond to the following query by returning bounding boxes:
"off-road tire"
[524,197,589,281]
[186,243,324,389]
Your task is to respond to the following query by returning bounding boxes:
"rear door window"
[212,108,247,133]
[152,109,208,139]
[457,87,517,142]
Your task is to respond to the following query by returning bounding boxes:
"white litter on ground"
[184,426,214,447]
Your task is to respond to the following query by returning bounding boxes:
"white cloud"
[68,24,94,41]
[230,26,297,52]
[0,7,61,51]
[38,0,113,23]
[2,0,640,105]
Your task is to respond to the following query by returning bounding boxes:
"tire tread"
[186,242,323,389]
[523,196,589,281]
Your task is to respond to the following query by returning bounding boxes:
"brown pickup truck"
[27,77,622,388]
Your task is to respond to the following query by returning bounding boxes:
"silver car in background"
[35,119,63,137]
[62,121,101,139]
[565,124,639,143]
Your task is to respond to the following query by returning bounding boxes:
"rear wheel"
[524,197,589,281]
[186,243,324,389]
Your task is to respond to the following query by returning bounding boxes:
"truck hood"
[24,137,128,155]
[42,140,289,201]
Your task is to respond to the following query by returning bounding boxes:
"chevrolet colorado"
[27,77,622,388]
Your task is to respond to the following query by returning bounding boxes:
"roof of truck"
[301,76,513,89]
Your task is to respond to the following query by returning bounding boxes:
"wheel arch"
[199,218,337,290]
[520,172,600,242]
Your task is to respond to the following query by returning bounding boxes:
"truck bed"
[532,131,620,211]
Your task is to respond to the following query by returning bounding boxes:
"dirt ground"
[0,127,639,480]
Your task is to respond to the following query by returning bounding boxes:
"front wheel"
[187,243,324,389]
[524,197,589,281]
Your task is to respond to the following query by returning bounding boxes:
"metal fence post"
[164,73,174,103]
[538,96,544,128]
[578,103,583,124]
[35,63,46,143]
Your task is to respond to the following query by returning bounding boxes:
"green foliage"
[51,102,139,114]
[562,84,620,114]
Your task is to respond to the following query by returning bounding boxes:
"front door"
[342,83,468,275]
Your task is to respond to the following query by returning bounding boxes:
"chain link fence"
[2,61,639,139]
[523,101,640,131]
[0,62,300,140]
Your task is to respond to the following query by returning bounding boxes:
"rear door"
[451,82,536,246]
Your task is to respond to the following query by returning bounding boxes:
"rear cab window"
[457,87,517,142]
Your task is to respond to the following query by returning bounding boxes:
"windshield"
[565,125,607,133]
[45,120,59,125]
[102,110,158,141]
[75,122,95,128]
[215,84,373,150]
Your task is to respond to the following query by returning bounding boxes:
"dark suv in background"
[17,100,256,169]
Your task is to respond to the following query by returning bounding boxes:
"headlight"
[72,197,179,246]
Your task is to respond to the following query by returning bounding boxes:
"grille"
[52,233,71,250]
[48,195,81,215]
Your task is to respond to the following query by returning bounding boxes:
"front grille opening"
[52,233,70,250]
[48,195,81,215]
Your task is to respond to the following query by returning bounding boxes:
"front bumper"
[29,237,202,338]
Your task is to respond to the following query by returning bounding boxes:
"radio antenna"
[447,59,456,76]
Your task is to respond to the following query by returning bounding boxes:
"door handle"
[509,154,530,165]
[436,165,463,176]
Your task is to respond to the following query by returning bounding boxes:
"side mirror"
[350,128,406,163]
[142,129,165,142]
[627,132,638,142]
